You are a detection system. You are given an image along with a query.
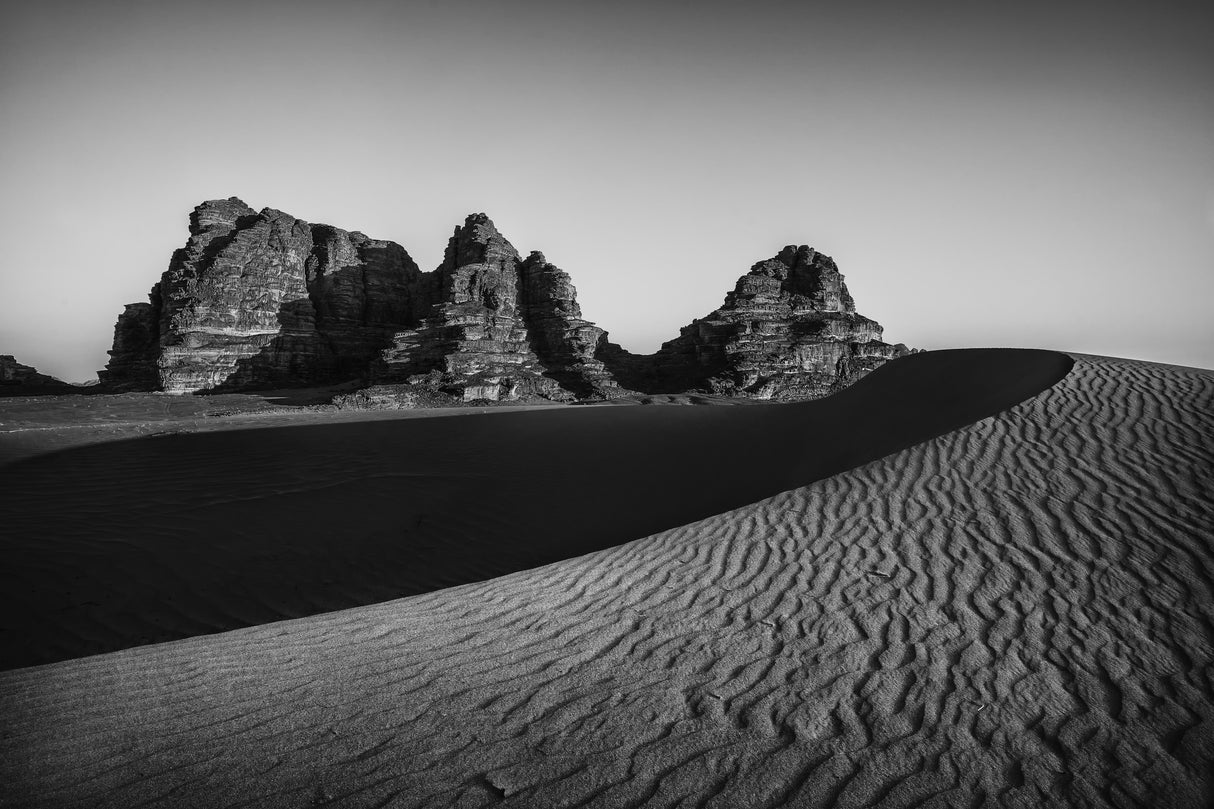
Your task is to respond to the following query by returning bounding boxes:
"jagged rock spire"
[372,213,620,401]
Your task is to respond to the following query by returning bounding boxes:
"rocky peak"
[369,214,623,402]
[188,197,256,238]
[435,213,523,315]
[519,252,580,318]
[734,245,856,314]
[443,213,515,268]
[373,214,564,401]
[517,251,620,399]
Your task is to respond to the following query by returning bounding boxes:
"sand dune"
[0,349,1067,670]
[3,351,1212,807]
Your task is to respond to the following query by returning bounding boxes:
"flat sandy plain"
[1,349,1211,808]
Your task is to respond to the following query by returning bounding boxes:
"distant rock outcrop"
[598,246,908,400]
[0,355,76,395]
[101,200,908,400]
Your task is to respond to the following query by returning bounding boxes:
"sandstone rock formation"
[371,215,621,401]
[0,355,76,395]
[518,251,622,398]
[101,199,907,401]
[100,198,425,393]
[598,245,909,400]
[100,302,160,390]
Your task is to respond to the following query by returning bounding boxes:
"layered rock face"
[307,225,428,379]
[518,252,621,398]
[599,246,908,400]
[101,199,424,393]
[97,302,160,390]
[0,355,76,395]
[101,200,906,401]
[373,215,620,401]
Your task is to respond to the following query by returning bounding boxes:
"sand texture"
[2,352,1212,807]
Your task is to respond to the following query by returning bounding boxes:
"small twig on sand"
[976,703,988,713]
[866,570,891,578]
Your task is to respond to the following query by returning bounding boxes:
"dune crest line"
[0,349,1069,670]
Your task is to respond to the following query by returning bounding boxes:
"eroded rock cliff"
[101,199,424,393]
[101,200,907,400]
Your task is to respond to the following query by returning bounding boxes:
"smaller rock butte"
[0,355,76,395]
[99,199,910,402]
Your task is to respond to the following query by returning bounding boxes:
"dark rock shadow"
[520,327,597,399]
[205,255,421,395]
[593,341,662,393]
[595,338,718,395]
[0,348,1074,670]
[790,318,829,339]
[0,382,106,398]
[204,299,335,394]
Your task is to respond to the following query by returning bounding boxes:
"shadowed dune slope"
[0,349,1069,670]
[2,353,1212,808]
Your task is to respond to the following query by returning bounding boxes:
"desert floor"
[1,349,1211,808]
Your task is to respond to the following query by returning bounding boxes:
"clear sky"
[2,0,1211,381]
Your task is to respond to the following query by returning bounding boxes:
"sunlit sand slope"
[2,354,1212,807]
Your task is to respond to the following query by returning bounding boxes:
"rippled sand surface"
[3,351,1211,808]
